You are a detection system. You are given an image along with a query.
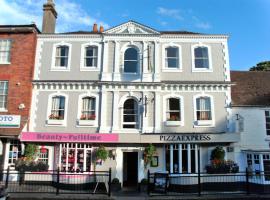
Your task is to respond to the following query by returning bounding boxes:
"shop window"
[124,48,138,73]
[8,140,21,168]
[173,145,179,173]
[182,144,188,173]
[265,111,270,135]
[254,154,260,175]
[60,143,92,173]
[165,145,170,172]
[38,148,49,164]
[190,144,196,173]
[123,98,138,129]
[263,154,270,181]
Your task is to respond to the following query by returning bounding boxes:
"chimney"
[42,0,57,33]
[93,23,98,33]
[99,25,104,33]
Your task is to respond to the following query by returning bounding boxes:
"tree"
[249,61,270,71]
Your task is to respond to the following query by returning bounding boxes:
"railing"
[147,169,270,196]
[0,167,112,197]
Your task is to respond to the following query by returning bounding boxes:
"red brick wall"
[0,32,37,136]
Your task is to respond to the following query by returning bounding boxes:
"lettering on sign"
[160,135,211,142]
[0,115,21,128]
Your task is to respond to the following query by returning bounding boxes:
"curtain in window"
[50,96,65,120]
[81,97,96,120]
[196,97,211,120]
[0,40,11,63]
[55,46,69,67]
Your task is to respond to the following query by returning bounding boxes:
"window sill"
[50,67,70,72]
[0,109,8,112]
[194,120,214,127]
[165,121,183,126]
[77,120,96,126]
[47,119,65,125]
[80,67,100,72]
[0,62,11,65]
[192,68,213,73]
[162,68,182,72]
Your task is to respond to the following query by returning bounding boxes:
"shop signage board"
[20,132,118,143]
[0,115,21,128]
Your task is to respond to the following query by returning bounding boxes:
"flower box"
[165,120,181,126]
[78,120,95,126]
[47,119,65,125]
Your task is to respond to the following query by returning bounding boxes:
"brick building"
[0,24,40,170]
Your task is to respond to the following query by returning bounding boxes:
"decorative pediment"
[104,20,160,35]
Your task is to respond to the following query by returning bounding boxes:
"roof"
[0,24,40,33]
[231,71,270,107]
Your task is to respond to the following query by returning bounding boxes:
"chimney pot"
[93,23,98,33]
[42,0,57,33]
[99,26,104,33]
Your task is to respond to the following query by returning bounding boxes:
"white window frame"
[122,98,139,129]
[46,93,68,126]
[51,42,72,71]
[193,94,215,127]
[191,44,213,72]
[0,39,11,64]
[265,110,270,136]
[162,43,182,72]
[121,44,141,75]
[80,42,101,71]
[0,81,8,112]
[6,139,22,169]
[77,93,99,127]
[163,94,184,126]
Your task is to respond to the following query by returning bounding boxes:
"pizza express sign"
[160,134,211,142]
[0,115,21,128]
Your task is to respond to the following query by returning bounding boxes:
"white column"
[112,91,119,132]
[143,42,148,73]
[138,149,145,182]
[142,92,148,133]
[188,144,191,173]
[101,41,109,81]
[178,144,182,173]
[154,91,161,132]
[170,145,173,173]
[195,145,198,173]
[154,42,160,82]
[113,41,120,81]
[115,148,123,186]
[99,90,107,132]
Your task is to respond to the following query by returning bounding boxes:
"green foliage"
[205,159,239,174]
[94,145,108,161]
[112,178,120,184]
[140,178,148,185]
[249,61,270,71]
[211,146,225,161]
[15,158,49,172]
[24,144,38,160]
[143,144,156,168]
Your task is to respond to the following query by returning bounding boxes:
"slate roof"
[231,71,270,107]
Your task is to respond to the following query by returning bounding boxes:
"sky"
[0,0,269,71]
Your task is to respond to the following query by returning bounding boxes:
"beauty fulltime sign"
[21,132,118,143]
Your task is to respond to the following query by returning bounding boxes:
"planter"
[47,119,64,125]
[165,121,181,126]
[111,182,121,192]
[77,120,95,126]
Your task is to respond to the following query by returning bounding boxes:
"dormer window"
[124,48,138,73]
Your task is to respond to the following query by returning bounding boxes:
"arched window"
[123,99,138,128]
[194,47,209,69]
[49,95,66,120]
[80,97,96,120]
[124,48,138,73]
[55,45,69,67]
[196,96,212,120]
[166,98,181,121]
[84,46,98,67]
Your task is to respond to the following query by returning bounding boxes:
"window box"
[165,121,181,126]
[77,120,95,126]
[47,119,65,125]
[195,120,213,126]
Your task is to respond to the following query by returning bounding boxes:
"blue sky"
[0,0,269,70]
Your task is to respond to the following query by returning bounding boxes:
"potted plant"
[78,114,96,126]
[111,178,121,192]
[139,178,148,192]
[143,144,157,169]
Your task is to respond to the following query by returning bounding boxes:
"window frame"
[193,94,215,127]
[265,110,270,136]
[162,43,182,72]
[7,139,22,169]
[77,93,99,127]
[163,94,184,126]
[121,44,141,74]
[191,44,212,72]
[46,93,68,126]
[0,39,11,64]
[51,42,72,71]
[0,81,8,112]
[122,98,139,129]
[80,42,101,71]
